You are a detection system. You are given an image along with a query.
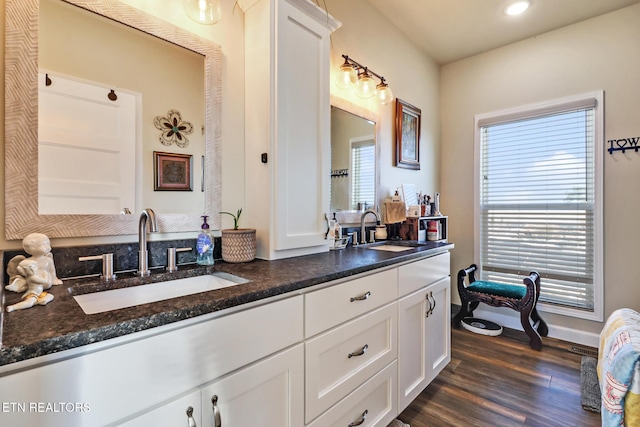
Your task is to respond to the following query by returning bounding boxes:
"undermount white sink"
[73,272,249,315]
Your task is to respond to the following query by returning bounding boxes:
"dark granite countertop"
[0,241,453,367]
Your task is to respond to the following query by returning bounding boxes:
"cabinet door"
[273,0,331,251]
[118,390,201,427]
[201,344,304,427]
[425,277,451,385]
[397,277,451,412]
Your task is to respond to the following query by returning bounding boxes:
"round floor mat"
[461,317,503,336]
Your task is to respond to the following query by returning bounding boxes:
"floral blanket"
[598,308,640,426]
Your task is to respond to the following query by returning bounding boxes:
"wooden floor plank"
[398,326,601,426]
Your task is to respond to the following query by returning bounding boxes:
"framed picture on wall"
[154,151,193,191]
[395,98,421,170]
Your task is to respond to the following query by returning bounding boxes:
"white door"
[38,72,137,215]
[201,344,304,427]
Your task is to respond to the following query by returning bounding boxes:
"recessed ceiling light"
[506,0,530,16]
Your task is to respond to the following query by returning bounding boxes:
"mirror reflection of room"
[38,0,205,216]
[330,106,375,212]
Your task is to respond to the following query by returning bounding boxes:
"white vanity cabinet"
[303,268,398,426]
[0,250,453,427]
[240,0,341,260]
[0,295,303,427]
[397,253,452,412]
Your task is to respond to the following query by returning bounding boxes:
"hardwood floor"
[398,326,601,427]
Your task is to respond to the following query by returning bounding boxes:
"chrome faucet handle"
[79,253,116,281]
[167,247,192,272]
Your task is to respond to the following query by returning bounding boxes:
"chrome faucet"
[138,208,158,276]
[360,208,381,244]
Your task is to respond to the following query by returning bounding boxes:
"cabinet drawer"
[305,268,398,337]
[398,252,450,296]
[305,303,397,423]
[307,361,397,427]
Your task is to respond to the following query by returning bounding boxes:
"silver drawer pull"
[211,395,221,427]
[350,291,371,302]
[348,409,368,426]
[429,292,437,315]
[425,291,437,317]
[186,406,197,427]
[348,344,369,358]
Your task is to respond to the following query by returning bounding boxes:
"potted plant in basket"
[219,208,256,263]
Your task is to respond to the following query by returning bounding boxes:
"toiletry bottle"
[328,214,336,243]
[196,215,215,265]
[333,213,342,240]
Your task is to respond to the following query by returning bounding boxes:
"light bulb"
[376,81,393,105]
[184,0,221,25]
[356,70,376,99]
[336,62,357,90]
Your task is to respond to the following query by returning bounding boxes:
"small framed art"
[395,98,421,170]
[154,151,193,191]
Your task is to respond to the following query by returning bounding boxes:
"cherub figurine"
[5,233,62,311]
[6,259,55,312]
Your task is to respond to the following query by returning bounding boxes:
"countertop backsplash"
[2,237,222,282]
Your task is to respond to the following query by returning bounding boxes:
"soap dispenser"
[196,215,215,265]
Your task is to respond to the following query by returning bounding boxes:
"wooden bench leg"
[453,303,470,327]
[520,309,543,351]
[531,308,548,337]
[453,301,480,327]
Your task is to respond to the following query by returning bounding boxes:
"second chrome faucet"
[138,208,158,276]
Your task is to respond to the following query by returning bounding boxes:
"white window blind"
[478,101,599,312]
[351,141,375,210]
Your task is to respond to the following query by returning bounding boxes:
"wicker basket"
[221,228,256,263]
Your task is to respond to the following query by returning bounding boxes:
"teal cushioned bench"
[467,281,527,300]
[453,264,548,350]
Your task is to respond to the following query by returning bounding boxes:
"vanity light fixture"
[505,0,530,16]
[184,0,221,25]
[337,55,394,105]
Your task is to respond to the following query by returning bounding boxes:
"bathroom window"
[350,139,375,210]
[475,92,603,321]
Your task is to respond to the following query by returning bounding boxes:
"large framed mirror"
[5,0,222,239]
[330,96,380,225]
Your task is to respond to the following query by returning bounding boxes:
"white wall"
[441,3,640,341]
[324,0,441,210]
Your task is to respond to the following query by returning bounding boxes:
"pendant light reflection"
[184,0,222,25]
[337,55,393,105]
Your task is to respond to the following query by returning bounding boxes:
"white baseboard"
[470,307,600,349]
